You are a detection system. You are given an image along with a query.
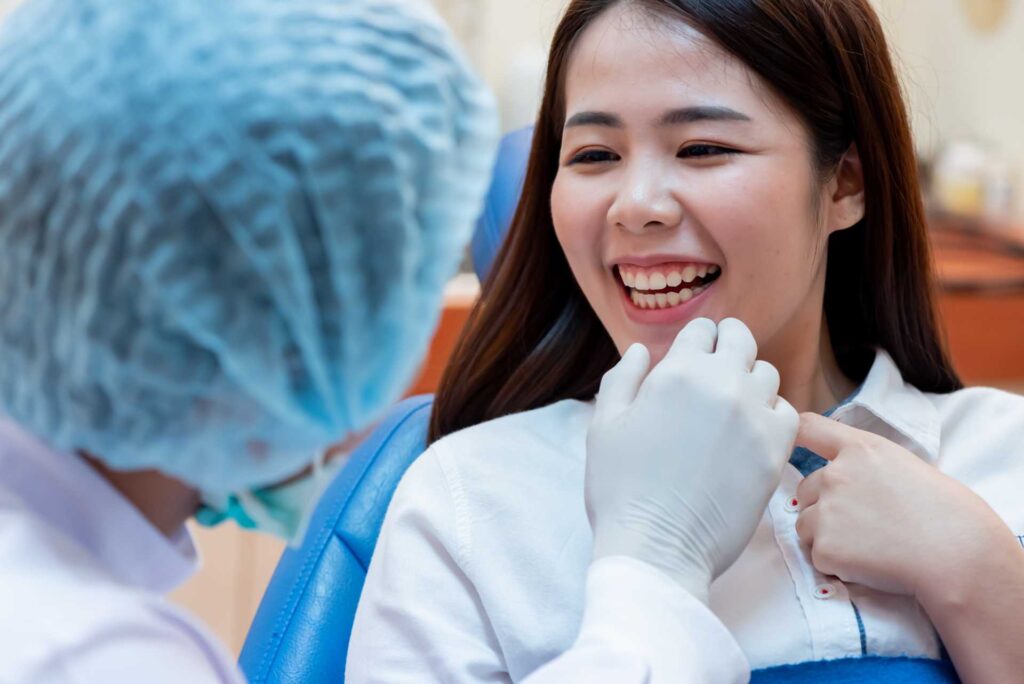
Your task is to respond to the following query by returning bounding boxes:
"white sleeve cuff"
[573,556,750,684]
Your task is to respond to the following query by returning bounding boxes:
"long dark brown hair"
[430,0,960,443]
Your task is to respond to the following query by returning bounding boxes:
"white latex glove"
[586,318,799,603]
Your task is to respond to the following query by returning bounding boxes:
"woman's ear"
[827,144,865,234]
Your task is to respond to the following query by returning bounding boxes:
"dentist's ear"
[827,144,865,234]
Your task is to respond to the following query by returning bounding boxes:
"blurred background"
[1,0,1022,655]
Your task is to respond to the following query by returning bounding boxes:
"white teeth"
[624,263,719,308]
[621,264,720,291]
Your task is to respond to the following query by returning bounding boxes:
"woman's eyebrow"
[564,111,622,129]
[658,106,751,126]
[564,106,751,130]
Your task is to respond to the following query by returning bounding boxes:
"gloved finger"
[750,360,781,405]
[714,317,757,370]
[795,503,820,548]
[796,467,825,510]
[772,395,800,449]
[595,343,650,420]
[666,317,717,358]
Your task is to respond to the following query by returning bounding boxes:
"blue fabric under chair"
[239,125,961,683]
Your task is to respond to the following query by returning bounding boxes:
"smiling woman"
[428,0,960,441]
[348,1,1024,681]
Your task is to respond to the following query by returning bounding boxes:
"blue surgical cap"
[0,0,498,493]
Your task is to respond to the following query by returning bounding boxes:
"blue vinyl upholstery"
[240,396,434,682]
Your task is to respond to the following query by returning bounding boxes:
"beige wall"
[876,0,1024,214]
[878,0,1024,156]
[434,0,569,130]
[170,525,284,656]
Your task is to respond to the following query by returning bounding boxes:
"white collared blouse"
[349,350,1024,682]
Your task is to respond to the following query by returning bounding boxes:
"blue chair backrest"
[239,124,960,683]
[240,395,434,682]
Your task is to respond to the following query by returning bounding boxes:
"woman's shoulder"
[925,386,1024,513]
[394,398,593,533]
[927,384,1024,438]
[428,397,594,470]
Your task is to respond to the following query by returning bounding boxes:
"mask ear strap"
[311,444,329,478]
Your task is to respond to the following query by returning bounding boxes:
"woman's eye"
[568,149,619,165]
[678,144,735,159]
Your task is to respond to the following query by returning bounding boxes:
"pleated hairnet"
[0,0,498,492]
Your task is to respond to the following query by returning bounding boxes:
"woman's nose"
[606,164,684,234]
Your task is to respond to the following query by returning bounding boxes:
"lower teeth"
[631,285,707,309]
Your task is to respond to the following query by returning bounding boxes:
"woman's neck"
[766,315,858,415]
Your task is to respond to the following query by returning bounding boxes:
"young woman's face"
[552,4,855,365]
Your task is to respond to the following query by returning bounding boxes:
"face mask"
[195,447,348,547]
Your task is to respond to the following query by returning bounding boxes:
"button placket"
[769,466,864,661]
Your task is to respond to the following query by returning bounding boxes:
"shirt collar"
[829,349,941,464]
[0,418,199,594]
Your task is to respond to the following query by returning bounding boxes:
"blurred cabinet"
[931,221,1024,383]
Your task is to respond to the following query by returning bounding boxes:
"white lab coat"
[0,419,245,684]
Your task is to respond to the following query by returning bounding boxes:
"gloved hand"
[585,318,799,603]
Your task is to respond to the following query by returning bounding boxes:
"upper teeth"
[619,263,719,291]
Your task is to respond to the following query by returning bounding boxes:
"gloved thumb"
[594,343,650,420]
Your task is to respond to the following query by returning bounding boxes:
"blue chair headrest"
[471,126,533,281]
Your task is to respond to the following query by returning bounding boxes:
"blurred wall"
[877,0,1024,213]
[434,0,569,131]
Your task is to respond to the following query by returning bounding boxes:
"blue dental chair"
[239,126,959,683]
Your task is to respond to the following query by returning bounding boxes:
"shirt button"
[784,496,800,513]
[814,583,836,600]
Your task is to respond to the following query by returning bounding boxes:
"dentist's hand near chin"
[526,317,797,683]
[588,317,799,601]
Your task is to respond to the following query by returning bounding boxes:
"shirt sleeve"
[521,556,750,684]
[346,450,509,682]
